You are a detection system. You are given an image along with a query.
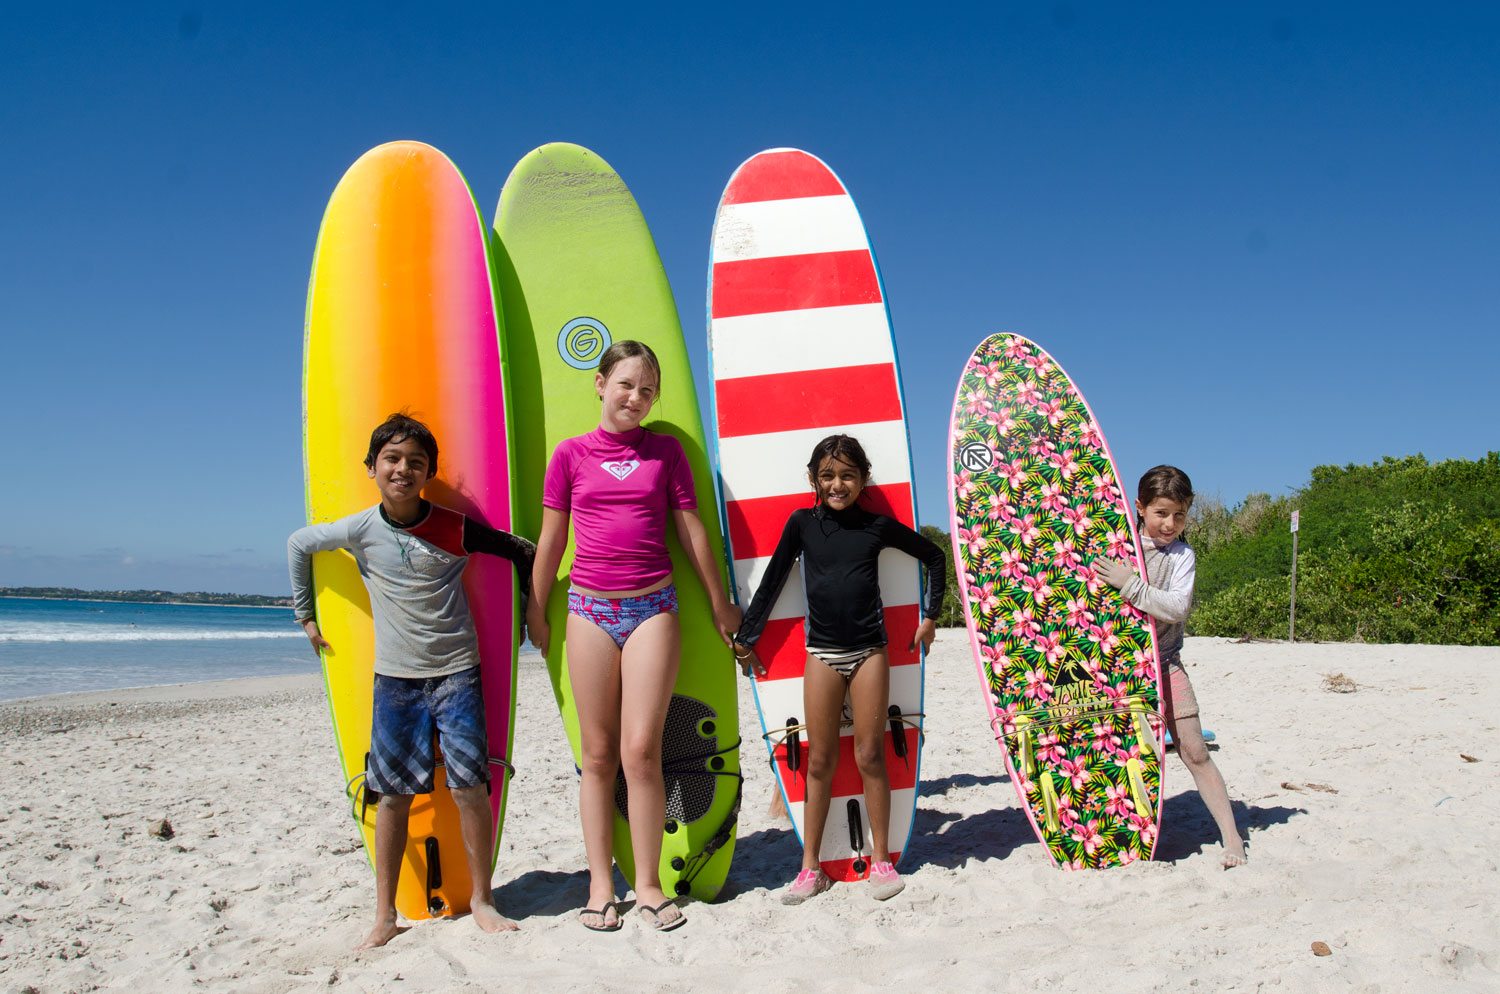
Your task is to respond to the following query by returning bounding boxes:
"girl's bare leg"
[799,653,848,871]
[1172,714,1247,867]
[567,614,625,920]
[618,611,682,923]
[847,651,892,862]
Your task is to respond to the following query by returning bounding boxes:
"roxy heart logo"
[601,459,640,482]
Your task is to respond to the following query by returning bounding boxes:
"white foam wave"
[0,626,302,645]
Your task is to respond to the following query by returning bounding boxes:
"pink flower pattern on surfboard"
[949,333,1164,869]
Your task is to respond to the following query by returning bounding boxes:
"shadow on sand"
[488,866,645,921]
[1154,799,1306,862]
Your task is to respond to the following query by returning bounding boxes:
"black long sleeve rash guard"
[734,504,947,651]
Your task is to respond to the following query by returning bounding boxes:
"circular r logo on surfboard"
[558,317,612,370]
[958,441,994,473]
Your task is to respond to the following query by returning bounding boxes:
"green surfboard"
[493,143,740,901]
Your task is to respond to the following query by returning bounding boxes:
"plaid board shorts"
[366,667,489,795]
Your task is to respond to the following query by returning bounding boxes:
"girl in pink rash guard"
[526,340,741,934]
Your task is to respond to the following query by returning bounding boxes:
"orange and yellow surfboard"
[303,141,519,918]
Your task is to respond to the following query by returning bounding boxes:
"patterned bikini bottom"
[567,584,679,649]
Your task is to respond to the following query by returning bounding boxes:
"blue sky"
[4,3,1497,594]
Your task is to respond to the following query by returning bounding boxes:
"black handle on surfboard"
[425,837,444,915]
[887,705,908,762]
[785,718,801,776]
[847,798,867,875]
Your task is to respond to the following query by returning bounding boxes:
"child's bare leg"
[451,785,518,932]
[1172,715,1247,867]
[567,615,625,920]
[357,793,413,950]
[800,655,846,870]
[768,788,788,820]
[847,652,892,862]
[618,612,681,925]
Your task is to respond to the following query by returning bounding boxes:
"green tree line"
[1188,453,1499,644]
[919,525,969,628]
[0,587,292,608]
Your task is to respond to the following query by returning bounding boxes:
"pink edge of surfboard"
[406,145,517,865]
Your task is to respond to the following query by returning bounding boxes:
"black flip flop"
[638,900,686,932]
[578,903,622,932]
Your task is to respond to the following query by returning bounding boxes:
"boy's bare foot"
[354,918,405,951]
[471,899,519,933]
[1222,842,1248,869]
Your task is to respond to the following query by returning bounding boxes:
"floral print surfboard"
[948,333,1165,869]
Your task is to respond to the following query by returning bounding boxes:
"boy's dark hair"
[806,434,872,505]
[364,412,439,474]
[1137,465,1194,507]
[597,340,662,390]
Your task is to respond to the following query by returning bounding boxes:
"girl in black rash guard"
[733,435,947,905]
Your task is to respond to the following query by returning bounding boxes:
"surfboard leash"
[661,738,744,896]
[991,700,1164,741]
[344,755,518,824]
[759,712,927,750]
[670,773,743,896]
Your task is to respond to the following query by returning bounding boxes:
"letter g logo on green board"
[557,317,612,370]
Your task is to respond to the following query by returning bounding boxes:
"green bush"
[920,524,967,628]
[1191,454,1500,645]
[922,452,1500,644]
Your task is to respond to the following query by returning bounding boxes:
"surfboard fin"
[1040,770,1060,834]
[1125,757,1151,816]
[1013,715,1035,780]
[1133,709,1156,758]
[888,705,909,763]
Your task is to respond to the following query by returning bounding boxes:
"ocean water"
[0,598,315,701]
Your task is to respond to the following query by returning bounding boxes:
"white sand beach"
[2,637,1496,993]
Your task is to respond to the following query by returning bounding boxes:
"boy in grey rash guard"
[288,502,533,679]
[287,413,533,949]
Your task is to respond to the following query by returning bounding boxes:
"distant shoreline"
[0,591,292,610]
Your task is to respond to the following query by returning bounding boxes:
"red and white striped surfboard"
[708,148,923,882]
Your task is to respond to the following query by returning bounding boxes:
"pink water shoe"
[867,861,905,901]
[780,868,832,905]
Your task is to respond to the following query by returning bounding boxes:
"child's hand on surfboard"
[1097,559,1137,590]
[732,641,767,678]
[911,618,937,653]
[300,619,332,656]
[714,602,743,646]
[526,599,550,655]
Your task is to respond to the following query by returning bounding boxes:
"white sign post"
[1289,510,1300,642]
